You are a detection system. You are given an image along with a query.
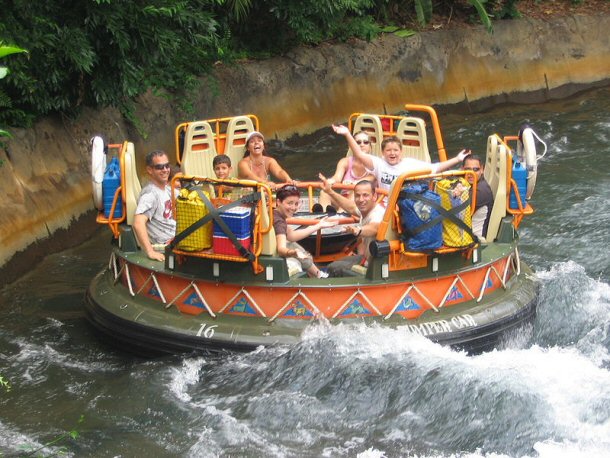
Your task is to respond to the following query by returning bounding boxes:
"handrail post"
[404,104,447,161]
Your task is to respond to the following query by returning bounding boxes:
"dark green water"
[1,87,610,457]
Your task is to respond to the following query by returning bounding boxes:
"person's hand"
[147,250,165,262]
[295,249,308,260]
[267,181,278,191]
[317,216,337,230]
[451,182,466,197]
[318,173,333,193]
[331,124,349,136]
[457,149,472,162]
[345,225,360,236]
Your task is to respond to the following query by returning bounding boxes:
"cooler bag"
[398,183,443,251]
[435,178,474,247]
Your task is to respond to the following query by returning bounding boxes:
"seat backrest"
[259,190,277,256]
[225,116,255,178]
[396,117,430,162]
[484,135,508,241]
[383,181,400,242]
[181,121,217,177]
[123,142,141,226]
[484,134,499,193]
[351,114,383,157]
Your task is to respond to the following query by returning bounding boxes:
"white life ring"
[91,136,106,210]
[517,126,547,200]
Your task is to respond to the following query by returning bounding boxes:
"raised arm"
[319,173,358,216]
[268,157,292,183]
[331,124,374,170]
[434,149,471,173]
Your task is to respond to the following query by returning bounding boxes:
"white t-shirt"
[356,203,386,258]
[135,183,176,244]
[371,156,437,192]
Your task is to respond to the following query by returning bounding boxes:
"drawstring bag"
[398,183,443,251]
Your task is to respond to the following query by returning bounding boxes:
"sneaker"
[311,203,324,213]
[317,270,329,278]
[325,205,337,215]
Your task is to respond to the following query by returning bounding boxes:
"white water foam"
[167,357,207,402]
[293,319,610,457]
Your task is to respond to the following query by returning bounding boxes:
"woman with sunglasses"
[238,131,292,190]
[332,124,471,195]
[274,185,337,278]
[317,130,375,211]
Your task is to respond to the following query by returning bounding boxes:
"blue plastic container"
[103,156,123,218]
[213,206,252,238]
[509,161,527,209]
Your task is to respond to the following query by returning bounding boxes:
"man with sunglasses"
[462,154,493,241]
[134,150,177,261]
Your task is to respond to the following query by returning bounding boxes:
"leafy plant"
[19,415,84,457]
[0,1,223,128]
[0,42,27,138]
[0,0,505,130]
[414,0,433,26]
[468,0,493,32]
[0,374,11,392]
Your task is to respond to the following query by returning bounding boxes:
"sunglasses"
[153,163,171,170]
[356,139,370,145]
[280,185,298,192]
[463,167,480,172]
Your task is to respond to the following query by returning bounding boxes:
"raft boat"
[85,104,542,355]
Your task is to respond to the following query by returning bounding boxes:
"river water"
[1,87,609,457]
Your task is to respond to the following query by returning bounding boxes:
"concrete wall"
[1,14,609,283]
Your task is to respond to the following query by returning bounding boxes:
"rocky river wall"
[1,14,609,284]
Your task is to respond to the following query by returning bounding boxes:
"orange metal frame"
[502,135,534,228]
[96,142,128,238]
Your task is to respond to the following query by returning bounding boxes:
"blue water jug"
[509,161,527,209]
[103,157,123,218]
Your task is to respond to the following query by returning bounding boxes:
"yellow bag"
[175,188,213,251]
[436,178,474,247]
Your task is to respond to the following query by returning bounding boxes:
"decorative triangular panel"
[338,296,374,318]
[227,294,261,316]
[445,285,464,303]
[183,292,205,308]
[280,298,316,319]
[147,284,161,298]
[485,276,494,290]
[395,295,422,312]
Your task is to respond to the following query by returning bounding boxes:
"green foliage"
[380,26,417,38]
[0,0,223,127]
[0,374,11,392]
[491,0,522,19]
[414,0,433,26]
[0,0,507,129]
[229,0,380,53]
[19,415,84,457]
[468,0,493,32]
[0,42,27,138]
